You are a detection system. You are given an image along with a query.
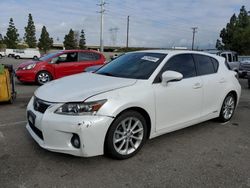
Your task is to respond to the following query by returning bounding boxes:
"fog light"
[71,134,81,148]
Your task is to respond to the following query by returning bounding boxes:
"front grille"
[240,64,250,71]
[33,97,51,113]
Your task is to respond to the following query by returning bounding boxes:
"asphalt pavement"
[0,57,250,188]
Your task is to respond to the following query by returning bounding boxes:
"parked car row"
[206,50,250,79]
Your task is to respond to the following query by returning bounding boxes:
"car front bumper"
[26,97,114,157]
[15,69,37,82]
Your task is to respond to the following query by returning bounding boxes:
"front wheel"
[218,93,236,122]
[105,110,147,159]
[36,71,52,85]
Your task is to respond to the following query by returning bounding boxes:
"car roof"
[129,49,223,59]
[61,49,102,54]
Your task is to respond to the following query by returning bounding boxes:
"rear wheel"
[33,56,38,60]
[218,93,236,122]
[105,110,147,159]
[15,55,20,59]
[0,54,2,59]
[36,71,52,85]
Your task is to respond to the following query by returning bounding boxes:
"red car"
[16,50,106,85]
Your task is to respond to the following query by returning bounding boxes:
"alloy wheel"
[222,95,235,120]
[37,72,50,84]
[113,117,144,155]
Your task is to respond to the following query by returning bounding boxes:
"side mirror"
[161,71,183,83]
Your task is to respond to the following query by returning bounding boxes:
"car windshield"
[96,52,166,79]
[39,52,59,61]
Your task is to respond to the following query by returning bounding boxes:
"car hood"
[35,73,137,102]
[17,60,41,69]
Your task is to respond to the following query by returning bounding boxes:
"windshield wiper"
[98,72,116,77]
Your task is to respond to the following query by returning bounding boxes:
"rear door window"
[193,54,216,76]
[79,52,101,61]
[210,57,219,72]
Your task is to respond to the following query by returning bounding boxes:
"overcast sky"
[0,0,250,49]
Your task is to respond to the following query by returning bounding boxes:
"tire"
[36,71,52,85]
[105,110,148,159]
[218,93,236,122]
[15,55,20,59]
[33,56,38,60]
[0,54,2,59]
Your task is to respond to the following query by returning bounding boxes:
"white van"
[206,50,240,72]
[0,51,6,58]
[14,49,41,59]
[6,49,15,57]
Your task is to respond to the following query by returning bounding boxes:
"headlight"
[55,99,107,115]
[22,63,36,70]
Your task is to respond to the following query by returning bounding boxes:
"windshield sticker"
[141,56,160,62]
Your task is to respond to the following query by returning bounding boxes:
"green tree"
[24,13,37,48]
[4,18,19,48]
[217,6,250,55]
[63,29,77,49]
[237,6,249,28]
[38,26,53,53]
[215,39,223,50]
[79,29,86,49]
[219,14,237,50]
[0,34,6,50]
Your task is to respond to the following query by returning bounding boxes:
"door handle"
[219,78,226,83]
[193,82,202,89]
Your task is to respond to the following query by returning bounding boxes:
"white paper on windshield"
[141,56,159,62]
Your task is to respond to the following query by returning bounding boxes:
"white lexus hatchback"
[26,50,241,159]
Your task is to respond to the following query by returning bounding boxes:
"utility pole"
[191,27,198,50]
[126,16,130,48]
[98,0,106,52]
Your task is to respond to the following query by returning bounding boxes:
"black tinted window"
[79,52,100,61]
[161,54,196,79]
[96,52,166,79]
[221,54,227,59]
[194,54,215,75]
[210,57,219,72]
[228,54,232,62]
[56,52,78,63]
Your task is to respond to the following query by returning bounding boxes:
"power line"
[191,27,198,50]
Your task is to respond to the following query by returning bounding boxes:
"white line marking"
[0,131,4,139]
[0,120,27,127]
